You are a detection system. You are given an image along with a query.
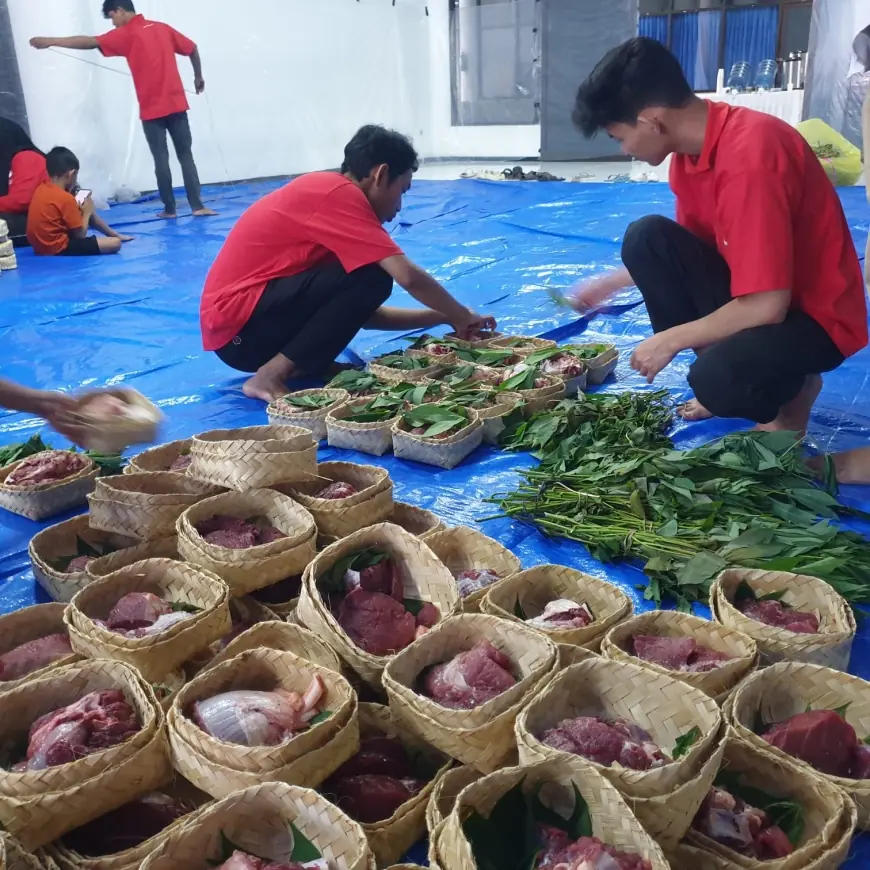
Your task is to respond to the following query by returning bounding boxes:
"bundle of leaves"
[326,370,387,396]
[384,381,447,407]
[525,344,611,368]
[436,363,501,390]
[462,348,520,368]
[404,334,463,353]
[498,364,553,393]
[276,392,341,411]
[400,404,472,440]
[373,353,431,371]
[0,434,126,476]
[447,388,501,410]
[343,394,404,424]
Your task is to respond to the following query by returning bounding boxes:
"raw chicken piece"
[313,481,357,500]
[693,785,794,859]
[527,599,594,630]
[0,634,72,682]
[455,568,501,598]
[540,716,668,770]
[338,590,417,656]
[215,852,328,870]
[192,677,325,746]
[107,592,173,632]
[632,635,731,673]
[423,640,516,710]
[343,557,404,601]
[14,689,139,771]
[169,454,192,472]
[762,709,857,777]
[539,353,584,378]
[738,599,820,634]
[6,451,89,487]
[536,826,651,870]
[67,555,95,573]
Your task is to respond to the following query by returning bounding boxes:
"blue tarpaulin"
[1,177,869,866]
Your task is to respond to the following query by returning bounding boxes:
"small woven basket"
[0,834,48,870]
[369,354,444,384]
[0,454,98,521]
[558,644,600,668]
[711,568,855,671]
[502,375,566,414]
[426,766,482,833]
[177,488,317,596]
[602,610,758,701]
[383,613,558,773]
[189,425,318,491]
[472,393,522,445]
[482,564,632,650]
[153,668,186,712]
[297,522,459,689]
[86,536,179,578]
[488,336,558,356]
[72,389,163,455]
[0,603,78,694]
[65,558,232,682]
[28,515,140,603]
[266,389,351,442]
[576,343,619,385]
[423,525,521,613]
[392,410,483,470]
[138,782,372,870]
[285,462,394,538]
[127,439,192,474]
[442,331,504,349]
[326,401,399,457]
[389,502,445,538]
[728,660,870,829]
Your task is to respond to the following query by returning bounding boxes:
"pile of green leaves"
[374,353,430,371]
[404,334,463,352]
[498,365,545,393]
[525,344,611,368]
[454,347,517,368]
[384,381,446,407]
[448,388,500,410]
[713,770,804,846]
[401,404,470,439]
[278,392,341,411]
[326,370,385,395]
[0,435,126,476]
[210,823,321,868]
[343,394,403,423]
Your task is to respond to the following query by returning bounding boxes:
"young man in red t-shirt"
[569,38,868,434]
[31,0,217,221]
[200,125,496,403]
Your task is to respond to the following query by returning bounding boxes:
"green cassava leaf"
[403,598,427,616]
[289,821,322,862]
[672,726,701,760]
[169,601,202,614]
[514,598,527,620]
[308,710,333,727]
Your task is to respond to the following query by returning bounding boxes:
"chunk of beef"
[313,481,358,500]
[343,558,404,602]
[6,451,89,487]
[632,635,731,672]
[738,599,820,634]
[536,826,651,870]
[762,709,857,777]
[67,555,96,573]
[851,743,870,779]
[106,592,173,632]
[196,515,285,548]
[0,634,72,682]
[415,602,440,628]
[169,454,192,472]
[527,599,594,630]
[257,525,286,544]
[338,589,417,656]
[328,774,424,824]
[455,568,501,598]
[423,640,516,710]
[540,716,668,770]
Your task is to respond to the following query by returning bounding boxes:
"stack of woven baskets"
[0,218,17,271]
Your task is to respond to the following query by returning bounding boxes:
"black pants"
[622,216,845,424]
[141,111,204,214]
[216,260,393,375]
[59,235,102,257]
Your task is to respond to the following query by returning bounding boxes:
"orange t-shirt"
[26,182,83,255]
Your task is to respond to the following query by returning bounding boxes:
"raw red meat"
[338,589,417,656]
[692,785,794,859]
[62,791,187,856]
[738,599,820,634]
[252,575,303,604]
[196,516,285,549]
[632,635,731,673]
[14,689,139,771]
[540,716,668,770]
[540,353,584,378]
[107,592,173,632]
[415,602,440,628]
[0,634,72,682]
[216,853,326,870]
[169,454,192,472]
[527,599,594,630]
[6,451,89,487]
[258,525,287,544]
[455,568,501,598]
[331,736,412,779]
[536,826,651,870]
[343,559,404,602]
[313,481,358,499]
[67,555,95,573]
[423,640,516,710]
[762,709,858,777]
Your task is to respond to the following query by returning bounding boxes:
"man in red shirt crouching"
[200,125,496,403]
[570,38,868,434]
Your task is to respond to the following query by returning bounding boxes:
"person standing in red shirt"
[31,0,217,221]
[569,38,867,435]
[201,125,496,403]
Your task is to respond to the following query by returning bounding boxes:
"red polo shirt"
[200,173,403,351]
[670,101,867,359]
[96,15,195,121]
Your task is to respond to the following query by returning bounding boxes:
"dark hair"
[573,37,693,138]
[46,146,80,177]
[0,118,43,197]
[102,0,135,17]
[341,125,419,183]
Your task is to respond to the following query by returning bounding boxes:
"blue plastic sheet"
[1,177,869,866]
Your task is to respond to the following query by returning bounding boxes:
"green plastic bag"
[797,118,863,187]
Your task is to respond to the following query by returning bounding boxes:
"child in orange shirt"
[27,147,131,256]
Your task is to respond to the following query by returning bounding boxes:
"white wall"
[9,0,432,199]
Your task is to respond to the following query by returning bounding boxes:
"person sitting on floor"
[0,118,46,246]
[200,124,496,403]
[568,37,868,435]
[27,147,132,257]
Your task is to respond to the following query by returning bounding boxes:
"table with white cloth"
[707,89,805,127]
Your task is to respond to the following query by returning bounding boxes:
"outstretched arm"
[31,36,99,51]
[189,47,205,94]
[365,307,448,331]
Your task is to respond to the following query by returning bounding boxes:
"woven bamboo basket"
[678,734,854,870]
[482,564,632,649]
[558,644,600,668]
[389,502,445,538]
[427,820,448,870]
[489,336,558,356]
[728,660,870,828]
[139,781,372,870]
[189,425,318,491]
[392,409,483,470]
[28,515,141,602]
[383,613,558,773]
[423,526,521,613]
[71,389,163,455]
[426,766,482,833]
[369,354,444,384]
[267,389,351,442]
[65,558,232,682]
[153,668,186,712]
[577,343,620,385]
[502,375,566,414]
[439,758,669,870]
[326,401,399,456]
[711,568,856,671]
[248,578,300,618]
[0,454,98,521]
[127,439,192,474]
[86,536,179,578]
[87,473,221,541]
[0,834,47,870]
[322,703,452,867]
[297,522,460,689]
[177,488,317,595]
[473,393,522,445]
[602,610,758,700]
[0,603,78,693]
[0,660,172,851]
[286,462,394,538]
[442,331,504,349]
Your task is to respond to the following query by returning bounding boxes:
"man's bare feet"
[242,375,288,403]
[192,207,219,217]
[118,234,134,243]
[677,399,713,421]
[757,374,822,436]
[157,211,178,220]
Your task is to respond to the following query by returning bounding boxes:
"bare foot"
[757,374,822,436]
[821,447,870,486]
[118,234,134,243]
[242,375,288,403]
[677,399,713,421]
[156,211,178,220]
[192,207,219,217]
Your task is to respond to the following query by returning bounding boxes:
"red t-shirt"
[670,101,867,359]
[0,151,48,213]
[96,15,195,121]
[200,173,404,351]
